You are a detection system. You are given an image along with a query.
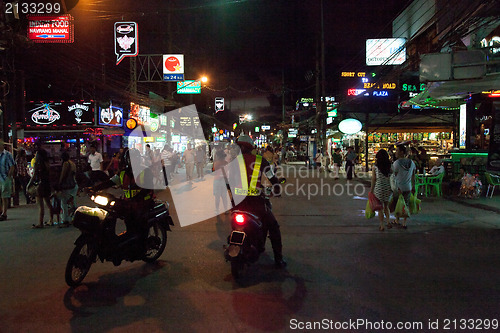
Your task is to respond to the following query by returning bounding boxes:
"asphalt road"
[0,164,499,333]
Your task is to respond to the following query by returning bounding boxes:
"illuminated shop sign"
[363,82,397,89]
[341,72,367,77]
[114,22,138,65]
[130,102,151,125]
[347,89,367,96]
[28,15,74,43]
[459,104,467,149]
[402,83,426,92]
[26,100,94,127]
[99,105,123,127]
[366,38,406,66]
[373,90,389,97]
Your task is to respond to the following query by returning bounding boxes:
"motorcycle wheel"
[143,220,167,262]
[231,260,244,279]
[65,241,95,287]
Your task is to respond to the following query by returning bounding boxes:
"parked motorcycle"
[224,179,285,279]
[65,192,174,287]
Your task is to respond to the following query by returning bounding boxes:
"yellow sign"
[341,72,366,77]
[363,82,397,89]
[144,137,155,143]
[126,118,137,130]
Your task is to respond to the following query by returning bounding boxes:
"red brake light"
[235,214,245,224]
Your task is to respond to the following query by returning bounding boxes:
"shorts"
[0,177,12,199]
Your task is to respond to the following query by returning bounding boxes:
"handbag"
[27,181,39,196]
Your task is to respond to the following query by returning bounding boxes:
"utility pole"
[282,68,285,122]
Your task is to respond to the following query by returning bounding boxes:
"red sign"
[27,15,74,43]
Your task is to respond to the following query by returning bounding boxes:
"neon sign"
[373,90,389,97]
[347,89,366,96]
[31,104,61,125]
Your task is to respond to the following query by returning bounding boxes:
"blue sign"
[164,74,185,81]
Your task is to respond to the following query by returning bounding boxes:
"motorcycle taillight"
[234,214,245,225]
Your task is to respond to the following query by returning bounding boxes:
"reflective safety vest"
[234,154,262,196]
[119,171,151,200]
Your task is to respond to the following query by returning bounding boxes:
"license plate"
[229,231,245,245]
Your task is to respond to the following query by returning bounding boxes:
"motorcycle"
[224,179,285,279]
[65,192,174,287]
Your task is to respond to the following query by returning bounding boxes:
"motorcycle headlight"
[93,195,109,206]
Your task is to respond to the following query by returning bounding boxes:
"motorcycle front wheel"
[65,241,95,287]
[143,220,167,262]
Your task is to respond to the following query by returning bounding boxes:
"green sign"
[156,136,166,142]
[176,80,201,94]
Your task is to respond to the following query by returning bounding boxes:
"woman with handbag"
[370,149,393,231]
[58,152,77,227]
[28,148,54,228]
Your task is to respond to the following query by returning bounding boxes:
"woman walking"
[29,148,54,228]
[58,152,78,227]
[370,149,393,231]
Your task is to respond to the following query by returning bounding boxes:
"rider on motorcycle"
[231,135,287,268]
[88,148,154,234]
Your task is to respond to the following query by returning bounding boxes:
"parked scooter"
[65,192,174,287]
[224,179,285,279]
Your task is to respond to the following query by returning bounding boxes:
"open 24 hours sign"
[26,101,95,127]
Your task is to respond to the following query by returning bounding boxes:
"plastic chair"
[426,172,444,197]
[485,172,500,198]
[415,174,428,197]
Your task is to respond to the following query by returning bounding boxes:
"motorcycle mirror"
[279,178,286,184]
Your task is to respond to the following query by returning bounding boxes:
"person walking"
[161,145,174,183]
[29,148,54,228]
[105,151,121,176]
[58,152,77,227]
[332,148,342,180]
[182,144,195,181]
[392,145,416,229]
[87,143,105,185]
[15,148,33,205]
[370,149,393,231]
[0,140,16,220]
[212,149,229,214]
[195,145,206,180]
[345,146,357,180]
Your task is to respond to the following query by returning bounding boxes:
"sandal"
[390,220,401,226]
[44,222,53,227]
[386,223,392,229]
[32,224,43,229]
[379,226,385,231]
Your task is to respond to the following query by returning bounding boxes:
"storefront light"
[339,118,362,134]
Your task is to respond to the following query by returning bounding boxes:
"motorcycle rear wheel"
[143,220,167,262]
[231,260,244,279]
[65,241,95,287]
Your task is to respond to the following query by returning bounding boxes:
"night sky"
[18,0,410,105]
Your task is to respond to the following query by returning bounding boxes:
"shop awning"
[408,72,500,107]
[101,127,125,135]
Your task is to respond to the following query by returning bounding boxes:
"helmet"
[236,135,254,148]
[120,148,140,171]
